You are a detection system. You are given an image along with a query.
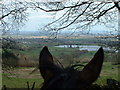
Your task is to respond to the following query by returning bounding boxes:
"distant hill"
[19,30,49,36]
[7,29,117,38]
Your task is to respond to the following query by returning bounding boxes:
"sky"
[20,10,54,31]
[4,0,118,35]
[20,9,118,35]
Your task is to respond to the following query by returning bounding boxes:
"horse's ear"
[39,46,62,81]
[80,47,104,84]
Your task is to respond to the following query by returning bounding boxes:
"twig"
[31,82,35,90]
[27,81,30,90]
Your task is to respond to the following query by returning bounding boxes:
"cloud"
[30,14,53,19]
[26,9,54,19]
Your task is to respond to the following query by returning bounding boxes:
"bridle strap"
[45,73,68,89]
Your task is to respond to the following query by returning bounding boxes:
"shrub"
[2,49,19,68]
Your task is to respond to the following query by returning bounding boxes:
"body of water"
[55,45,116,52]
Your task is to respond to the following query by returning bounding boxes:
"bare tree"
[1,0,120,68]
[35,1,120,36]
[31,1,120,60]
[29,1,120,64]
[1,1,29,35]
[1,0,120,44]
[1,1,119,48]
[1,1,119,34]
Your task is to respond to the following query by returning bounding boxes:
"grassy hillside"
[2,36,119,88]
[2,61,119,88]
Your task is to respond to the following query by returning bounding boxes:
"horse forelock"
[41,66,91,89]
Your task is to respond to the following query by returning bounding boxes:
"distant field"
[2,36,119,88]
[1,35,48,39]
[9,46,118,66]
[2,47,119,88]
[2,61,119,88]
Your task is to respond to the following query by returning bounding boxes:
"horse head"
[39,46,104,89]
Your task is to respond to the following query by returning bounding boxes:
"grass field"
[2,61,119,88]
[2,76,43,88]
[2,46,119,88]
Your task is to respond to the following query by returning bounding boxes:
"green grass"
[2,75,43,88]
[48,46,78,55]
[2,61,119,88]
[17,48,40,57]
[102,62,119,79]
[12,46,77,60]
[14,67,35,69]
[2,45,119,88]
[79,51,96,58]
[94,62,119,86]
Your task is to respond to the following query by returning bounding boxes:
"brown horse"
[39,46,104,89]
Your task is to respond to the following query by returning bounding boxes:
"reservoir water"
[55,45,116,51]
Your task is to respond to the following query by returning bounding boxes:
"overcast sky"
[3,0,117,35]
[20,10,53,31]
[20,9,118,35]
[3,0,119,34]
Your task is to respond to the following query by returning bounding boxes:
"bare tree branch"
[1,1,119,37]
[51,2,93,30]
[36,2,88,12]
[114,1,120,11]
[0,8,27,20]
[39,1,118,35]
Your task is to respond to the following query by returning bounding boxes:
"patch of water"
[55,45,115,51]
